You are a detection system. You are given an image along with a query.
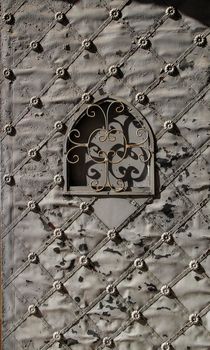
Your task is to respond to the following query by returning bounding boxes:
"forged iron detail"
[4,124,13,135]
[56,67,66,78]
[134,258,145,269]
[194,34,206,47]
[30,41,39,51]
[164,63,176,75]
[189,260,200,271]
[165,6,176,17]
[103,337,113,347]
[53,331,63,342]
[161,285,171,296]
[189,313,200,325]
[30,96,40,107]
[106,284,116,295]
[27,200,37,211]
[108,65,118,76]
[28,305,37,315]
[55,12,64,22]
[82,92,92,103]
[2,13,13,24]
[82,39,92,50]
[3,174,13,185]
[79,255,89,266]
[135,93,147,104]
[66,100,152,193]
[109,8,121,20]
[107,229,117,240]
[53,281,63,291]
[161,232,172,243]
[28,148,38,159]
[3,68,12,79]
[164,120,174,130]
[80,202,89,212]
[131,310,142,321]
[54,174,63,185]
[161,342,171,350]
[138,37,150,49]
[53,228,63,239]
[28,252,38,263]
[54,121,64,131]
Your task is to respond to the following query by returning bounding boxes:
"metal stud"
[79,255,89,266]
[138,37,149,49]
[164,63,176,75]
[134,258,145,269]
[3,174,13,185]
[131,310,141,321]
[161,232,172,243]
[4,124,13,135]
[164,120,174,131]
[28,252,38,263]
[3,68,12,79]
[2,13,13,24]
[28,148,38,159]
[53,280,63,291]
[194,34,206,47]
[53,331,63,342]
[109,65,118,77]
[106,284,116,295]
[55,12,64,23]
[30,96,40,107]
[80,202,89,212]
[189,313,200,325]
[54,174,63,185]
[161,285,171,296]
[53,228,63,239]
[56,67,66,78]
[109,8,121,20]
[82,93,92,103]
[27,200,37,211]
[135,93,147,104]
[82,39,92,50]
[107,229,117,240]
[30,41,39,51]
[165,6,176,17]
[54,120,64,131]
[189,260,199,271]
[28,304,37,315]
[161,342,171,350]
[103,337,113,347]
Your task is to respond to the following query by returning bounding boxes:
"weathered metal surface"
[1,1,210,349]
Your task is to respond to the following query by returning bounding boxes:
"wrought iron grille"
[64,97,155,195]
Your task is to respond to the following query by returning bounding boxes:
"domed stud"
[189,260,200,271]
[53,228,63,239]
[55,12,64,23]
[134,258,145,269]
[27,200,37,211]
[161,232,172,243]
[165,6,176,18]
[106,284,116,295]
[30,96,40,107]
[164,63,176,76]
[103,336,113,348]
[28,252,38,263]
[54,174,63,185]
[53,280,63,292]
[135,92,147,105]
[2,13,13,24]
[3,174,13,185]
[81,92,92,104]
[30,40,39,51]
[161,342,171,350]
[28,304,37,315]
[138,37,150,49]
[109,8,121,20]
[3,68,13,79]
[53,331,63,342]
[164,120,174,131]
[107,229,117,241]
[161,285,171,296]
[54,120,64,131]
[194,34,206,47]
[4,124,13,135]
[56,67,66,78]
[131,310,142,321]
[79,255,89,267]
[189,313,200,325]
[82,39,92,50]
[80,202,89,213]
[108,65,118,77]
[28,148,38,159]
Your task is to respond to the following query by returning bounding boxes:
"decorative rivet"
[53,228,63,239]
[53,280,63,291]
[161,342,171,350]
[55,12,64,22]
[194,34,206,47]
[4,124,13,135]
[189,260,199,271]
[189,313,200,325]
[30,41,39,51]
[54,120,64,131]
[138,37,149,49]
[27,200,37,211]
[165,6,176,17]
[28,304,37,315]
[80,202,89,212]
[109,65,118,77]
[161,285,171,296]
[3,68,13,79]
[109,8,121,20]
[28,252,38,263]
[106,284,116,295]
[161,232,172,243]
[103,337,113,347]
[3,174,13,185]
[30,96,40,107]
[134,258,145,269]
[135,93,147,104]
[79,255,89,266]
[107,229,117,240]
[53,331,63,342]
[28,148,38,159]
[2,13,13,24]
[164,120,174,130]
[164,63,176,75]
[54,174,63,185]
[131,310,141,321]
[82,39,92,50]
[82,93,92,103]
[56,67,66,78]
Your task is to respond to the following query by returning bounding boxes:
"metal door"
[1,1,210,349]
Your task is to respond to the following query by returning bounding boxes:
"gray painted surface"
[1,0,210,349]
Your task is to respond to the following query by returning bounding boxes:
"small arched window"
[64,96,155,196]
